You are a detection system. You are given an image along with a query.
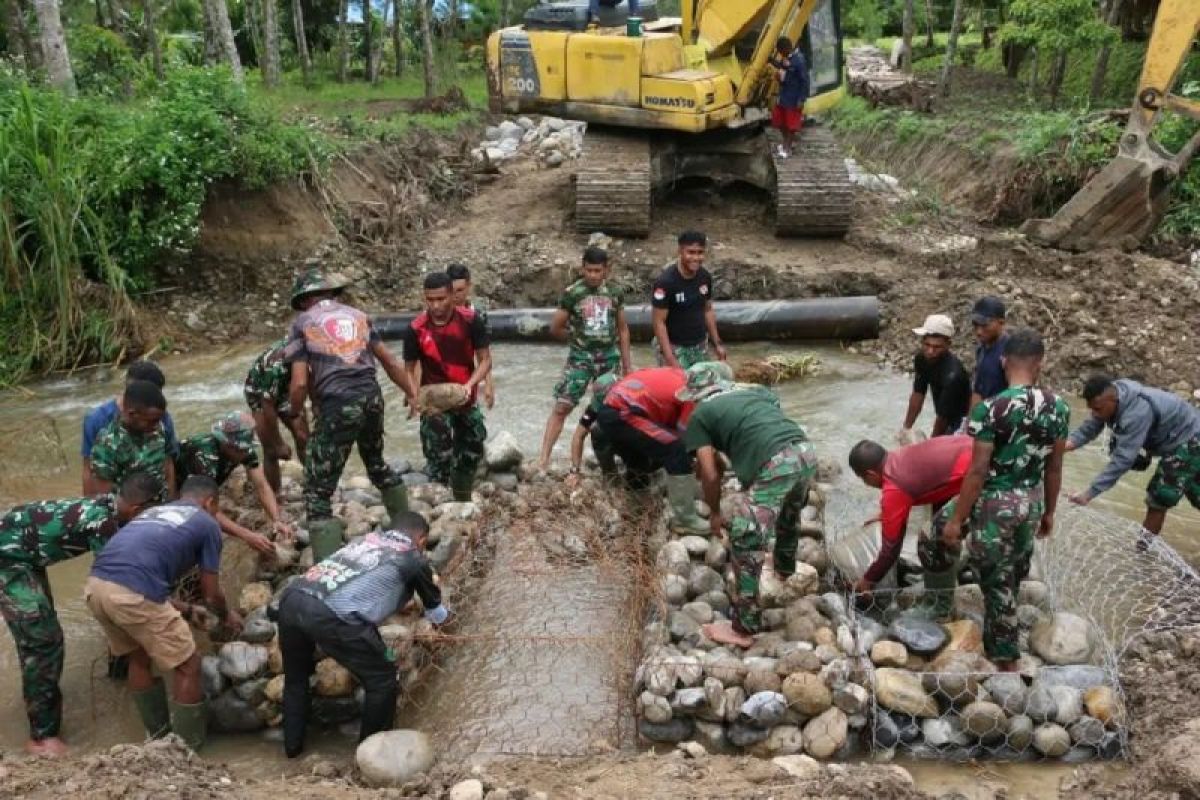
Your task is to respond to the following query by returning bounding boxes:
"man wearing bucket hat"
[174,412,294,557]
[903,313,971,438]
[679,362,817,648]
[284,267,418,562]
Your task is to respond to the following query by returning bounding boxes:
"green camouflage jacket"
[90,419,170,500]
[176,433,260,488]
[558,280,623,354]
[244,337,292,414]
[969,384,1070,495]
[0,495,119,567]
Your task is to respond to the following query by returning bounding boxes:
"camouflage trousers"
[726,441,817,635]
[554,348,620,408]
[653,339,711,370]
[923,487,1043,662]
[420,406,487,485]
[0,562,64,740]
[1147,434,1200,510]
[305,391,402,520]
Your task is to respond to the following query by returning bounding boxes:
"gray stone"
[388,458,412,475]
[889,614,948,654]
[357,730,435,787]
[688,565,725,597]
[818,593,850,627]
[679,535,709,556]
[218,642,269,681]
[984,673,1028,716]
[640,691,672,724]
[210,691,264,732]
[704,652,745,686]
[1033,723,1072,757]
[705,540,728,568]
[856,618,885,657]
[658,542,692,578]
[1069,716,1106,747]
[672,687,708,714]
[743,669,781,695]
[699,590,731,612]
[341,488,380,507]
[1030,612,1096,665]
[234,677,268,705]
[833,683,870,716]
[484,125,502,142]
[662,574,689,605]
[1048,685,1083,726]
[492,472,519,492]
[497,120,523,140]
[240,607,276,644]
[803,707,848,759]
[682,601,714,624]
[875,668,939,717]
[449,779,485,800]
[921,717,968,748]
[962,701,1008,743]
[728,722,770,747]
[485,431,524,470]
[772,753,821,780]
[753,725,804,757]
[1036,665,1111,692]
[639,716,695,743]
[1024,684,1058,723]
[401,472,430,487]
[668,610,702,641]
[723,686,746,723]
[201,655,227,699]
[740,691,788,728]
[693,720,732,753]
[874,709,901,748]
[429,531,462,571]
[1007,714,1035,751]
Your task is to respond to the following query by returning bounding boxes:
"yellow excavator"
[1022,0,1200,251]
[485,0,851,237]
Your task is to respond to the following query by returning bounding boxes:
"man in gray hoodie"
[1067,374,1200,538]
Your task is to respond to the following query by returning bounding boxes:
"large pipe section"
[373,296,880,342]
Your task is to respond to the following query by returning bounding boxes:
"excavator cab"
[485,0,853,237]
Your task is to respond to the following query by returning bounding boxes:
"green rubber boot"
[309,517,346,563]
[450,469,474,503]
[917,567,958,620]
[666,475,709,535]
[132,678,170,739]
[380,484,409,528]
[168,699,208,752]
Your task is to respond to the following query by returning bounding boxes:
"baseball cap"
[211,412,257,454]
[970,296,1006,325]
[912,314,955,339]
[676,362,735,402]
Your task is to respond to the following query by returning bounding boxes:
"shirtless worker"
[0,473,158,756]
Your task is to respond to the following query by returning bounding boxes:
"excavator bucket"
[1020,154,1175,252]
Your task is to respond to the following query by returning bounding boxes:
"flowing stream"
[0,341,1194,791]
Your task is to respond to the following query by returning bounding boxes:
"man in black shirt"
[651,231,726,370]
[902,314,971,437]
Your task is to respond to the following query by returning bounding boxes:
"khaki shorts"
[84,576,196,671]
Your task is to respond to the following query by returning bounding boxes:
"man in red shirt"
[403,273,493,501]
[848,436,973,606]
[588,367,707,533]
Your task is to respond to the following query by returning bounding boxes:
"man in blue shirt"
[276,511,450,758]
[769,36,810,158]
[970,295,1009,411]
[81,360,178,493]
[84,476,242,751]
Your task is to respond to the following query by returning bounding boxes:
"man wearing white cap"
[902,314,971,437]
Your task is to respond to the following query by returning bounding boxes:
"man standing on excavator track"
[769,36,809,159]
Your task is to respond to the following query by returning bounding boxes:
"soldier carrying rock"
[85,476,243,751]
[930,329,1068,669]
[0,473,159,757]
[679,362,816,648]
[244,337,308,494]
[174,411,295,556]
[283,267,418,562]
[275,511,450,758]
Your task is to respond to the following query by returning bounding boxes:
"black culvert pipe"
[373,297,880,342]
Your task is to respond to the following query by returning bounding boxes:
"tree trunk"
[31,0,75,94]
[923,0,934,48]
[500,0,509,27]
[419,0,434,97]
[901,0,915,73]
[144,0,164,79]
[1048,48,1068,108]
[262,0,281,86]
[364,1,376,83]
[391,0,402,76]
[291,0,311,81]
[3,0,30,67]
[1028,46,1039,98]
[92,0,107,27]
[244,0,263,64]
[335,0,349,81]
[108,0,128,35]
[1089,0,1123,103]
[937,0,966,97]
[447,0,456,38]
[203,0,243,81]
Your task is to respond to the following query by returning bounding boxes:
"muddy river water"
[0,340,1194,794]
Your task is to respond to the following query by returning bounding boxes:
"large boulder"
[782,673,832,716]
[961,701,1008,743]
[639,716,695,743]
[984,673,1028,716]
[803,707,848,759]
[356,730,435,787]
[875,668,938,718]
[1033,723,1072,757]
[639,691,672,724]
[1007,714,1035,751]
[870,640,908,668]
[218,642,269,682]
[238,582,273,616]
[739,691,788,728]
[210,690,265,732]
[485,431,524,471]
[1030,612,1096,665]
[315,658,355,697]
[889,614,948,655]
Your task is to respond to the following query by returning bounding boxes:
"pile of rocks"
[474,116,586,168]
[200,432,527,739]
[633,480,877,759]
[864,598,1126,762]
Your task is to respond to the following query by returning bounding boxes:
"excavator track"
[770,126,853,237]
[575,129,652,237]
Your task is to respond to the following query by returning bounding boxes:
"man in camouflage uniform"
[537,247,632,469]
[0,473,159,756]
[87,379,175,502]
[285,267,418,562]
[680,363,816,648]
[403,272,492,499]
[932,328,1068,668]
[175,412,294,556]
[244,337,307,494]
